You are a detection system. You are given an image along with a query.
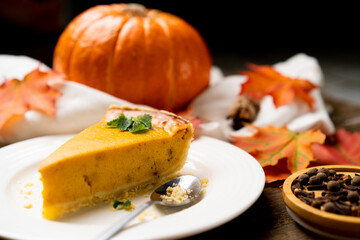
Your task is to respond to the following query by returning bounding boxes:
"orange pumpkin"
[53,3,211,111]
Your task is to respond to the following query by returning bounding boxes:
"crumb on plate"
[160,183,192,205]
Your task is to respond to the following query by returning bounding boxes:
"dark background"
[0,0,359,70]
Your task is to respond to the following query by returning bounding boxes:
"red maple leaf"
[312,129,360,166]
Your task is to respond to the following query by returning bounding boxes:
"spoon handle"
[94,201,155,240]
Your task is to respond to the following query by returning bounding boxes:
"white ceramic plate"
[0,135,264,240]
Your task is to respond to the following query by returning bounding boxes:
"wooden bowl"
[283,165,360,239]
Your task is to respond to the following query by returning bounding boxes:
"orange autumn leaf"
[311,129,360,166]
[0,67,64,129]
[233,125,326,174]
[240,64,318,110]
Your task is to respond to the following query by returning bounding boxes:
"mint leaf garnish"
[129,120,147,132]
[137,114,152,128]
[117,115,134,130]
[123,200,131,207]
[113,200,132,209]
[106,113,152,133]
[106,118,119,127]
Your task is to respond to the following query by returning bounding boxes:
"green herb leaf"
[129,120,147,132]
[106,113,152,133]
[137,114,152,128]
[113,200,122,209]
[113,200,132,209]
[122,200,131,207]
[106,117,120,127]
[117,115,134,131]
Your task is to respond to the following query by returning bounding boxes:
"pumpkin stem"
[122,3,147,17]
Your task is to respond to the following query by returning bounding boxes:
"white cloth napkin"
[0,55,140,143]
[190,53,335,141]
[0,53,335,144]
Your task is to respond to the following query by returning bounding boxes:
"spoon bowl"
[95,175,202,240]
[151,175,202,206]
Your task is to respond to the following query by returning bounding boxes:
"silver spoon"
[94,175,202,240]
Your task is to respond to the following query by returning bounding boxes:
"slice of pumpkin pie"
[38,105,193,219]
